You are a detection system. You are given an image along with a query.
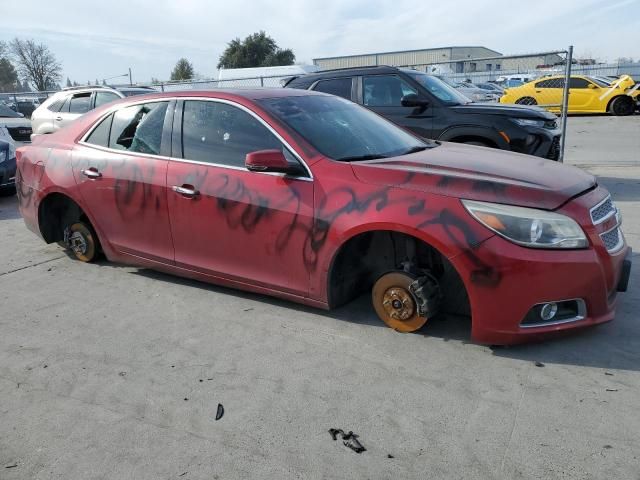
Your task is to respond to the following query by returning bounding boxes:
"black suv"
[284,66,561,160]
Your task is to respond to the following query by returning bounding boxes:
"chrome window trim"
[78,96,313,182]
[520,298,587,329]
[590,195,617,225]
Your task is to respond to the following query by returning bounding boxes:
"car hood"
[351,142,595,210]
[450,102,556,119]
[0,117,31,128]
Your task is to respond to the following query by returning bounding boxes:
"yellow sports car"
[500,74,638,116]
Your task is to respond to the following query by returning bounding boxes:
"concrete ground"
[1,116,639,480]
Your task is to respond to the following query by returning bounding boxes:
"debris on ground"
[603,445,613,449]
[118,372,126,377]
[179,472,188,477]
[243,307,254,312]
[604,372,614,376]
[215,403,224,421]
[329,429,366,454]
[5,463,17,468]
[534,361,545,367]
[184,398,189,401]
[387,454,394,458]
[605,388,618,392]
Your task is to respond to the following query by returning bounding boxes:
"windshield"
[259,95,432,161]
[0,104,20,118]
[404,72,471,105]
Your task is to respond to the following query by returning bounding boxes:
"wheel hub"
[381,287,415,321]
[68,231,87,255]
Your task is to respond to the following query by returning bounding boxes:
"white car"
[30,85,156,140]
[0,103,32,142]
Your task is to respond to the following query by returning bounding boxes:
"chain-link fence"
[419,48,575,161]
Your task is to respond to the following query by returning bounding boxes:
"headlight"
[511,118,545,128]
[0,149,6,164]
[471,93,485,101]
[462,200,588,249]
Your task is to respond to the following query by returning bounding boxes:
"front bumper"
[454,187,630,344]
[518,125,561,160]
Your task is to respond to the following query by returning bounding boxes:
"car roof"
[287,65,404,84]
[115,88,328,102]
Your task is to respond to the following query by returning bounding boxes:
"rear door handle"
[81,167,102,179]
[172,185,199,198]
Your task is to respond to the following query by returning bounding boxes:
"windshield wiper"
[402,145,433,155]
[337,154,388,162]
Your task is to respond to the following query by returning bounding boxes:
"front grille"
[7,126,32,142]
[601,228,623,253]
[546,136,560,160]
[590,196,616,224]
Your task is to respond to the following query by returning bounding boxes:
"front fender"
[438,125,510,149]
[309,186,495,304]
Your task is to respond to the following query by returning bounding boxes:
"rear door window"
[85,114,113,147]
[313,78,353,100]
[69,93,92,114]
[109,101,169,155]
[95,91,121,108]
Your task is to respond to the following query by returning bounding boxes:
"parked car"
[16,89,631,344]
[0,103,32,142]
[31,85,157,139]
[0,126,17,195]
[284,66,562,160]
[15,98,40,118]
[476,82,506,95]
[500,75,637,115]
[435,76,499,102]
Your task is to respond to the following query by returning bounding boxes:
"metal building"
[313,47,564,74]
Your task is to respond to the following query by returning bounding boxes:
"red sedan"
[16,89,631,344]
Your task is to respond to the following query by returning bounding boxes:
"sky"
[1,0,639,85]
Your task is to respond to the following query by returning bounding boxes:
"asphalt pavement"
[1,115,639,479]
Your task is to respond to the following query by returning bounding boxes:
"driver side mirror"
[401,93,429,108]
[587,83,598,89]
[245,149,291,174]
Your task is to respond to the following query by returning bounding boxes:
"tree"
[66,77,72,87]
[10,38,62,91]
[170,58,194,81]
[0,57,19,92]
[217,31,295,69]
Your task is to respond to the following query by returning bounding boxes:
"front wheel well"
[38,193,91,244]
[327,230,470,316]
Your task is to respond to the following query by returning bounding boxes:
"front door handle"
[81,167,102,179]
[55,116,63,121]
[172,184,199,198]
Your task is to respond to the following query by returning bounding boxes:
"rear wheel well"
[38,193,92,244]
[327,230,470,316]
[448,136,496,148]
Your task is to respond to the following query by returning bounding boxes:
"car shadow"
[120,259,639,372]
[0,192,21,220]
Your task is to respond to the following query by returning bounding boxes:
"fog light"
[540,303,558,321]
